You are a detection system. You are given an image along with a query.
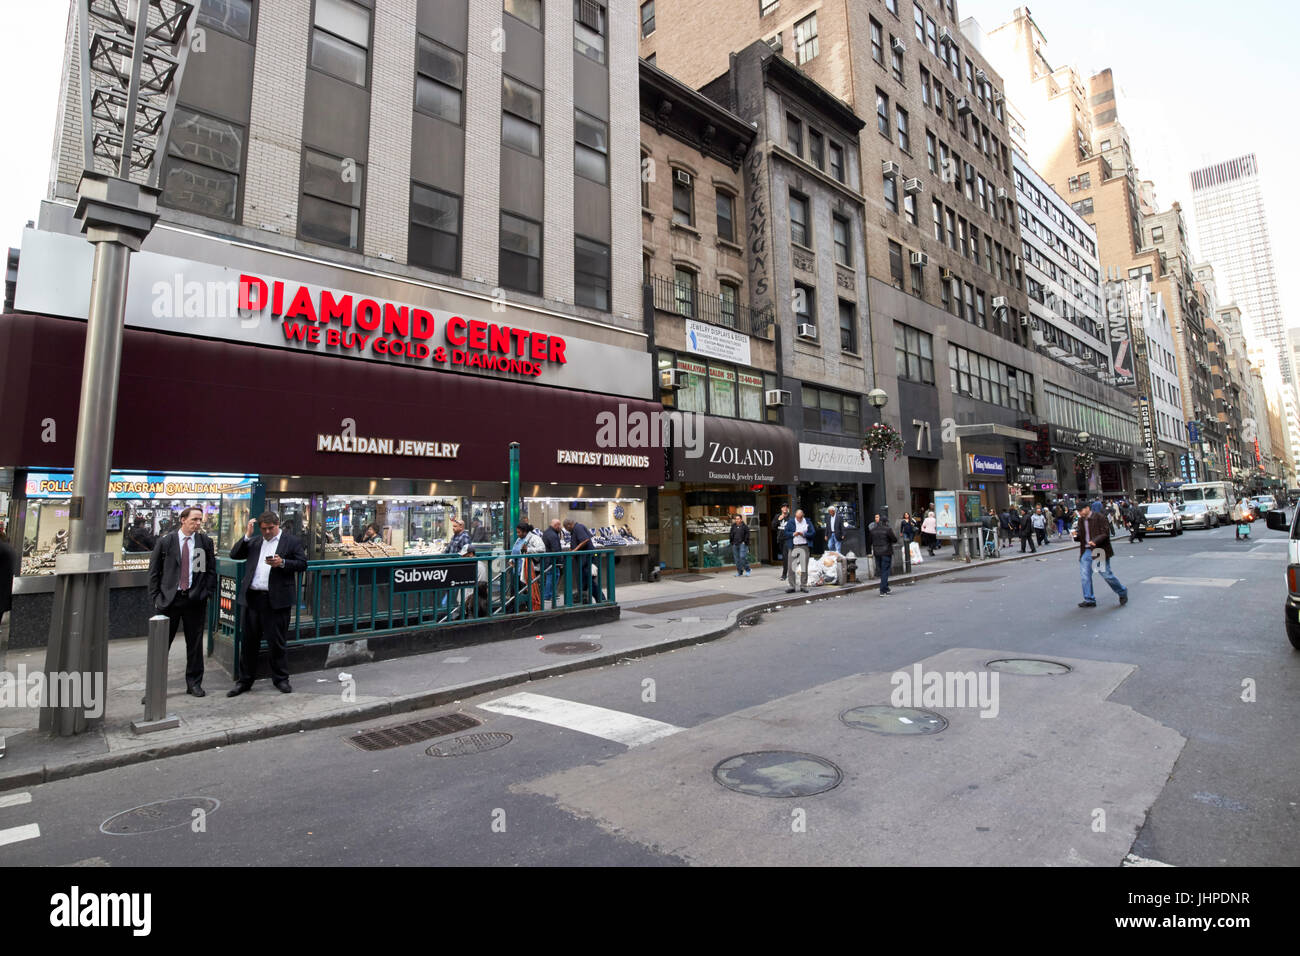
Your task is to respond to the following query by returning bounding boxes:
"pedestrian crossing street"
[0,791,40,849]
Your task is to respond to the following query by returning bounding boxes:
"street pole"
[507,442,521,550]
[40,1,193,735]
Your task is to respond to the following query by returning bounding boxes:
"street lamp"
[865,388,890,560]
[41,0,196,736]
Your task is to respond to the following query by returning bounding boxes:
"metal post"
[507,442,520,552]
[132,614,180,734]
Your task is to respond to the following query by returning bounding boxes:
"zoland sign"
[14,228,651,399]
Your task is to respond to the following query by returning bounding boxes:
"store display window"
[522,495,646,549]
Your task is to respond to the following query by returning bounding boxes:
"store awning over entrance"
[0,313,663,486]
[668,416,798,484]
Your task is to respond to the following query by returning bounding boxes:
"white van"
[1264,507,1300,649]
[1179,481,1235,526]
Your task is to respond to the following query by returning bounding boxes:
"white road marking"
[478,692,684,748]
[0,824,40,848]
[1190,551,1277,560]
[1141,576,1239,588]
[0,793,32,810]
[441,656,470,664]
[1123,852,1174,867]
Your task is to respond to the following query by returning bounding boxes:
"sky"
[961,0,1300,330]
[3,1,1297,329]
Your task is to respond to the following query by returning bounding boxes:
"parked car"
[1138,501,1183,536]
[1179,501,1215,530]
[1264,508,1300,649]
[1254,495,1277,514]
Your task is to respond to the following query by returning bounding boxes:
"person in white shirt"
[783,509,815,594]
[228,512,308,696]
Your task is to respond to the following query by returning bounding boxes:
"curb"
[0,540,1075,793]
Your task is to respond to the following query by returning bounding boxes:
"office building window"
[897,107,910,152]
[964,282,975,324]
[674,267,696,317]
[409,182,461,274]
[789,191,810,246]
[794,282,814,326]
[833,215,851,265]
[719,281,739,327]
[505,0,542,29]
[913,2,924,41]
[809,129,824,170]
[640,0,655,36]
[895,322,935,384]
[787,114,803,157]
[794,12,819,64]
[891,37,904,83]
[887,0,899,14]
[910,260,923,297]
[299,148,363,249]
[161,107,244,222]
[310,0,370,86]
[575,236,610,310]
[976,290,986,328]
[196,0,254,41]
[920,66,931,107]
[716,190,735,243]
[761,0,779,15]
[829,142,845,182]
[574,109,608,184]
[640,150,651,208]
[415,36,464,125]
[926,130,936,172]
[904,191,917,226]
[932,199,943,242]
[884,175,898,213]
[672,170,694,226]
[876,89,890,135]
[889,239,905,284]
[803,386,861,436]
[1151,225,1165,243]
[839,300,858,352]
[574,0,606,63]
[500,212,542,294]
[871,18,884,64]
[1071,198,1094,216]
[502,75,542,155]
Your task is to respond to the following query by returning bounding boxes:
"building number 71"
[913,419,932,453]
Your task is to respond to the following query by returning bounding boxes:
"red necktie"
[181,536,191,590]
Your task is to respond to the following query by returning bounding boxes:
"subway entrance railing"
[209,550,617,674]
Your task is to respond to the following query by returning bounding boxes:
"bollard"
[131,614,180,734]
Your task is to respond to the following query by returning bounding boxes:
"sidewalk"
[0,535,1077,792]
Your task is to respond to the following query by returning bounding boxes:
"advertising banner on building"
[1106,290,1136,384]
[934,492,958,536]
[685,319,752,366]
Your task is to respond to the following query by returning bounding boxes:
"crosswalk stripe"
[1123,852,1174,867]
[0,824,40,848]
[0,793,32,810]
[1141,576,1239,588]
[478,692,684,748]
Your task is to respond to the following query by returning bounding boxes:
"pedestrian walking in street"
[730,514,751,576]
[826,506,846,554]
[869,514,900,595]
[228,512,309,696]
[920,510,937,556]
[783,509,815,593]
[1032,505,1048,547]
[775,504,791,581]
[1017,508,1037,553]
[1053,502,1067,538]
[147,506,217,698]
[1074,502,1128,608]
[998,507,1013,548]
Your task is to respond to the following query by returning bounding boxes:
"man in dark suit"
[147,506,217,696]
[541,518,564,607]
[826,506,846,554]
[228,511,308,696]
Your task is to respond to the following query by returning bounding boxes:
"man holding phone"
[228,511,308,696]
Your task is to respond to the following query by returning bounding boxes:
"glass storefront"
[659,484,764,571]
[18,472,254,575]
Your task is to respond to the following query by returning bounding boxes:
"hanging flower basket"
[1074,450,1096,475]
[861,422,904,462]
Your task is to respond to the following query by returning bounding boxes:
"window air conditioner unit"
[993,89,1005,104]
[881,160,900,179]
[940,268,955,281]
[975,68,988,84]
[957,97,973,116]
[660,368,686,390]
[892,36,906,53]
[1019,313,1031,326]
[767,33,783,53]
[904,177,922,194]
[765,388,792,407]
[910,251,928,266]
[996,186,1009,200]
[992,294,1008,310]
[939,26,954,46]
[1032,330,1046,346]
[797,323,818,340]
[675,169,693,186]
[1014,255,1023,270]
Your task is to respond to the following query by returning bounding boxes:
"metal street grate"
[344,713,481,751]
[541,641,603,654]
[626,593,744,614]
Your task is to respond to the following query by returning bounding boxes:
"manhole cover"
[986,658,1072,675]
[426,732,513,756]
[100,797,220,836]
[713,751,843,798]
[840,705,948,735]
[345,713,481,751]
[633,624,655,629]
[541,641,602,654]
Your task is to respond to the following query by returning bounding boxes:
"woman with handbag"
[920,511,937,556]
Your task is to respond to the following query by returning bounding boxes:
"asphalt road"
[3,520,1296,866]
